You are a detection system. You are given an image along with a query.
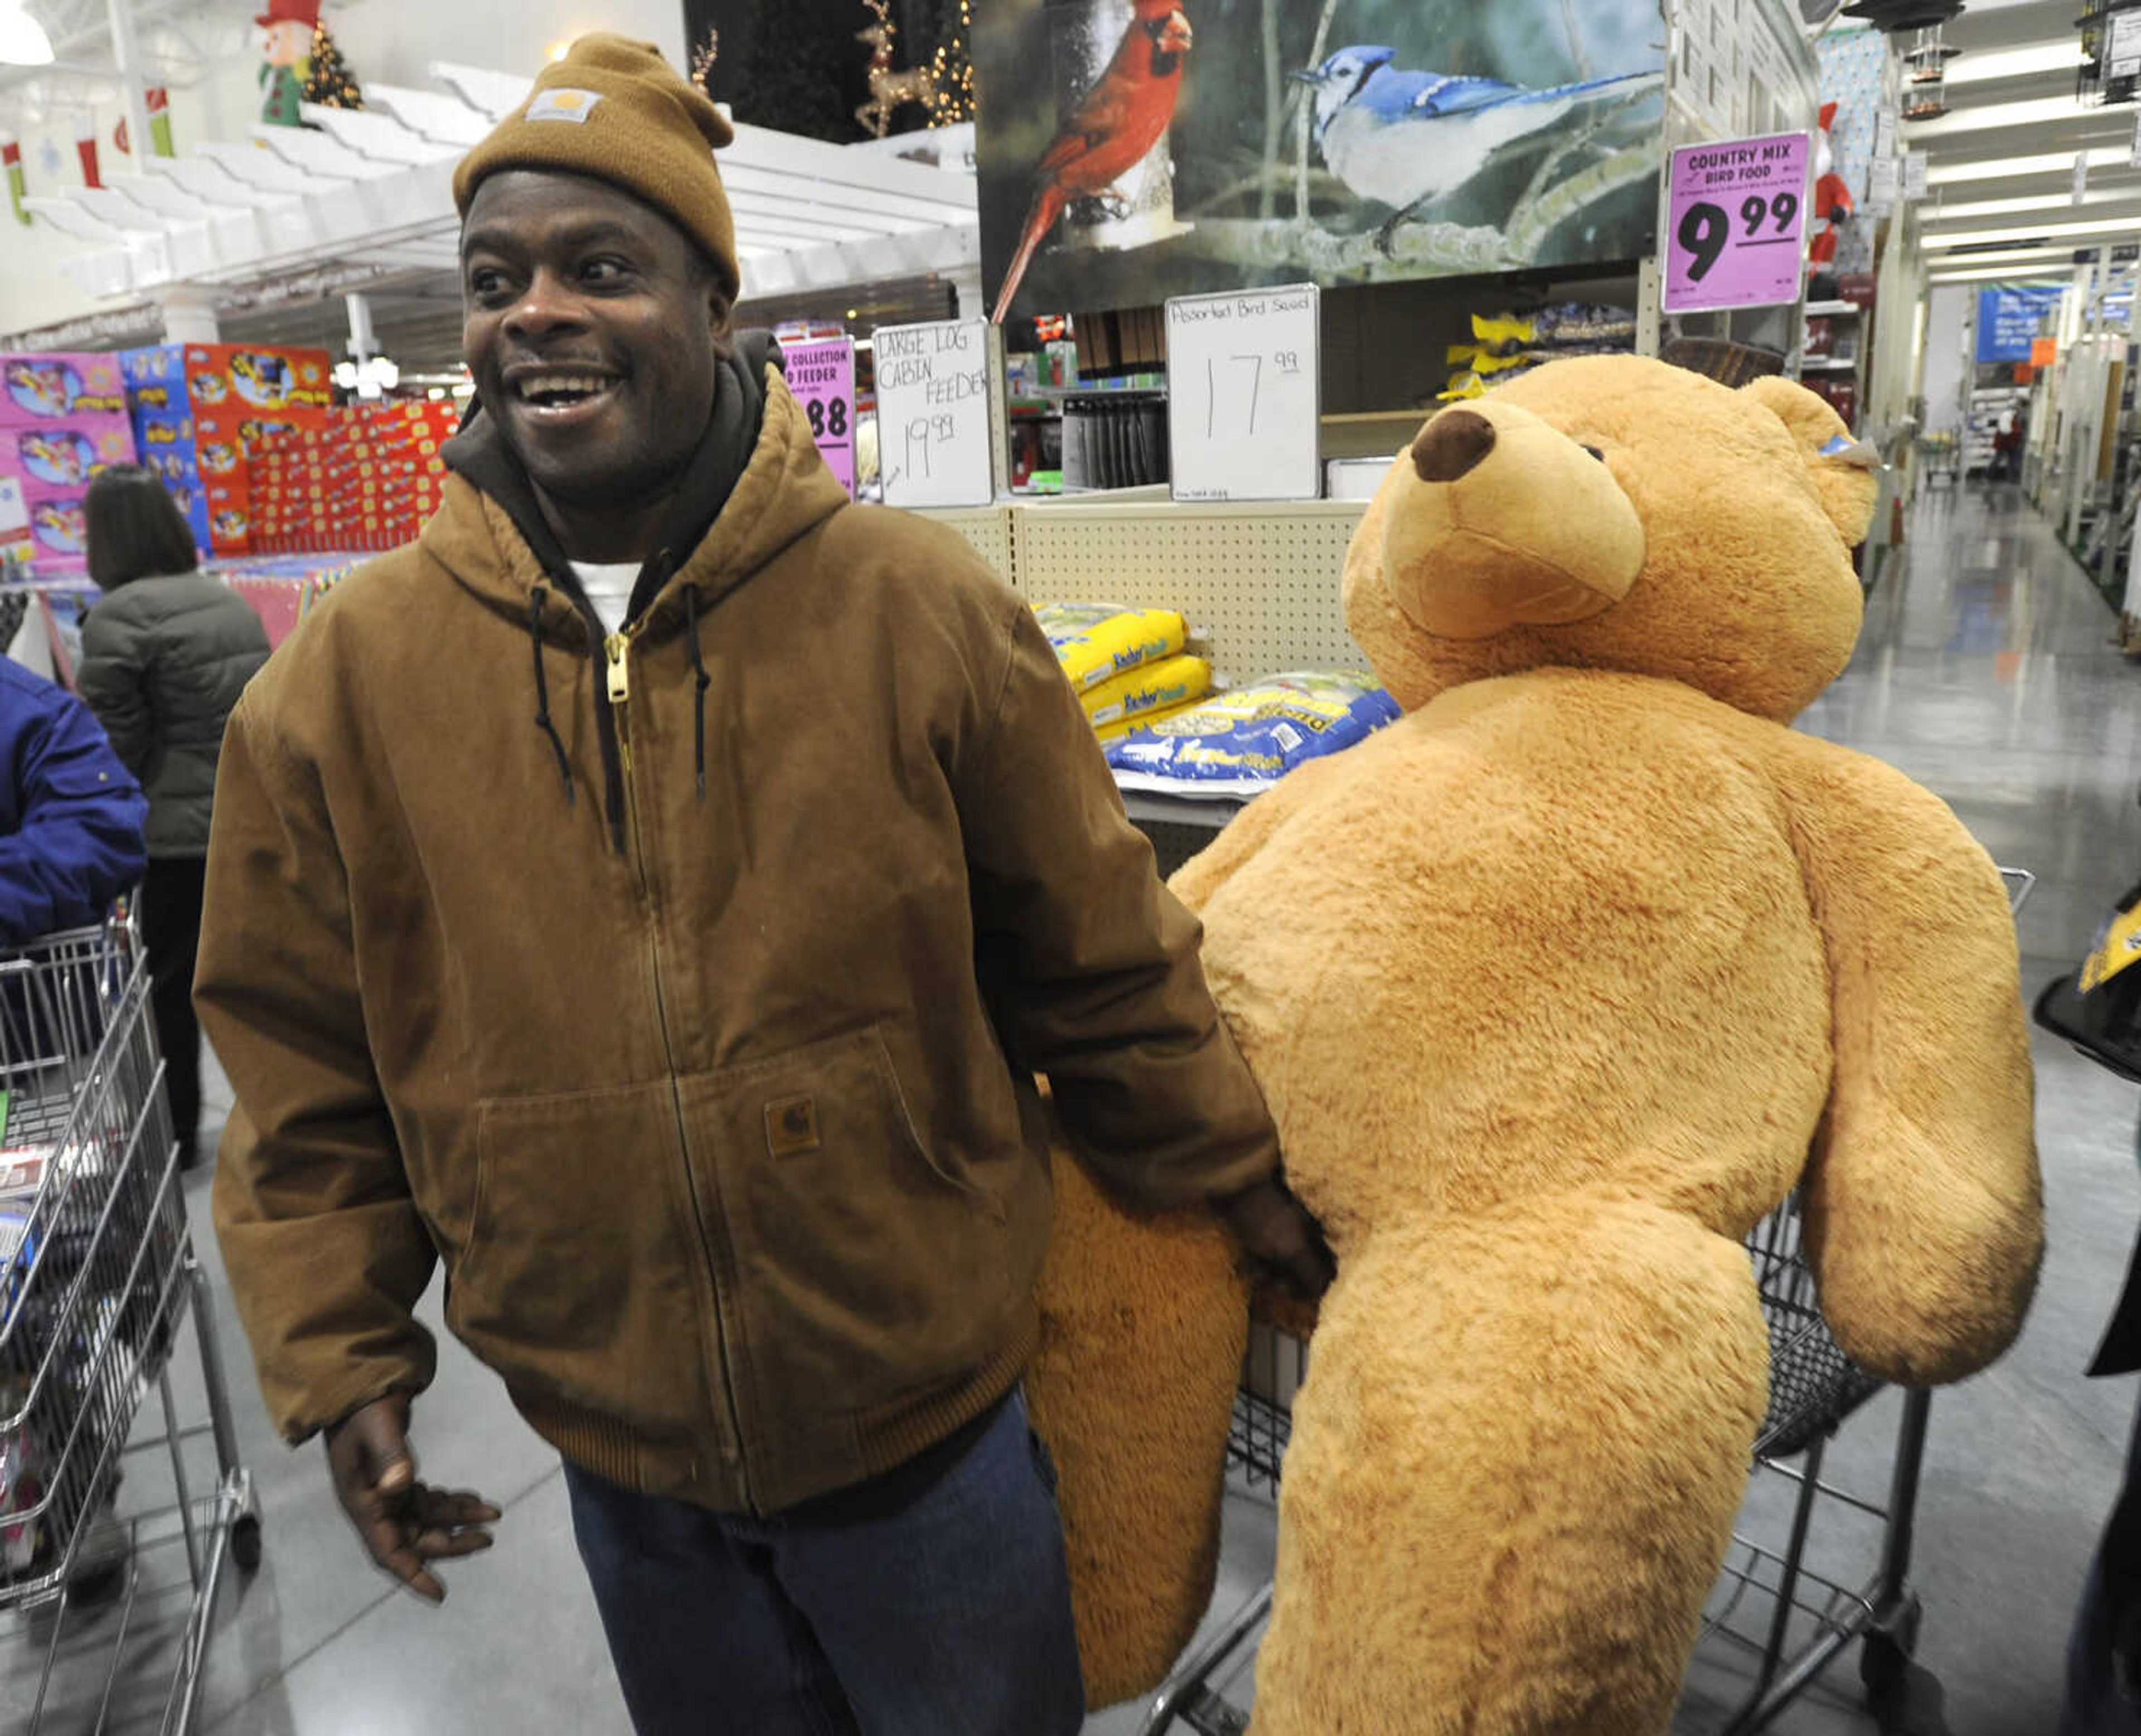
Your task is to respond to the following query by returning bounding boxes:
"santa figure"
[1809,101,1855,267]
[258,0,319,129]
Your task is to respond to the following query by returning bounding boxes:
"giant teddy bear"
[1027,354,2043,1733]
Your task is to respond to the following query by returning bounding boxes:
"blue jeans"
[563,1391,1086,1736]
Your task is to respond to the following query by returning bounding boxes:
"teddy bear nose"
[1412,410,1496,483]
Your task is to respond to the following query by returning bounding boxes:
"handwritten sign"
[1664,132,1811,314]
[1164,284,1320,503]
[784,338,858,498]
[873,318,999,509]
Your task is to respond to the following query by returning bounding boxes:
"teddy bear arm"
[1772,738,2043,1385]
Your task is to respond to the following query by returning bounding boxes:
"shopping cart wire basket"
[0,914,260,1734]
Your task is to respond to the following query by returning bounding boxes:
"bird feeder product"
[1902,26,1961,120]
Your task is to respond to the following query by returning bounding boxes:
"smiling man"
[196,33,1330,1736]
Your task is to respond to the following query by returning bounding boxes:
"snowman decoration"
[257,0,318,129]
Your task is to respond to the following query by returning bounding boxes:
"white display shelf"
[1801,357,1862,372]
[21,60,981,325]
[1804,301,1862,317]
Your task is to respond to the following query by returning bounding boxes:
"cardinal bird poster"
[976,0,1667,323]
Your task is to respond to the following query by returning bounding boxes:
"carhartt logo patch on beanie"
[453,35,741,300]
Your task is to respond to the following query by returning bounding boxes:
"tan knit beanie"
[453,35,741,302]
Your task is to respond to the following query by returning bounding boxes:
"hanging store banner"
[783,337,858,499]
[1975,285,2066,363]
[1664,132,1811,313]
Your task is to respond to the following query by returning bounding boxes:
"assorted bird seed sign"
[1664,133,1813,314]
[973,0,1668,321]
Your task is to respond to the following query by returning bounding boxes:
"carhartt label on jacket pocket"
[766,1095,822,1158]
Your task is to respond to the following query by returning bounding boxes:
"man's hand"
[1216,1174,1336,1301]
[324,1395,500,1603]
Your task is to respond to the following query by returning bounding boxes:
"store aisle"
[12,482,2141,1735]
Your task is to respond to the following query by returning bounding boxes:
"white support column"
[105,0,156,195]
[158,287,220,343]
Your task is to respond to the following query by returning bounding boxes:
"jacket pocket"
[450,1079,710,1436]
[682,1026,1013,1434]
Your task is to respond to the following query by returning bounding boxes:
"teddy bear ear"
[1740,375,1881,547]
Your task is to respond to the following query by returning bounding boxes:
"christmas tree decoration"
[256,0,319,128]
[855,0,931,139]
[74,113,101,190]
[925,0,976,126]
[304,22,364,110]
[2,136,28,226]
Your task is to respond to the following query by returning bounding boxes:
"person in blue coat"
[0,655,147,945]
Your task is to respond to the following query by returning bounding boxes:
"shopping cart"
[1140,867,2037,1736]
[0,916,258,1733]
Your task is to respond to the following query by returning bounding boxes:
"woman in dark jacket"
[76,466,270,1169]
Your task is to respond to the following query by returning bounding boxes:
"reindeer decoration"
[856,0,933,138]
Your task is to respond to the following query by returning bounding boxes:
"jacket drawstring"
[683,584,711,801]
[527,586,575,807]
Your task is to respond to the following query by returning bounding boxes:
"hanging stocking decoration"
[147,86,174,156]
[1,137,27,227]
[74,115,101,190]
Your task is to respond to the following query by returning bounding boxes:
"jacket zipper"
[605,634,633,777]
[607,630,758,1512]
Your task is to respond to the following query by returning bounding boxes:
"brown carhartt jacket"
[200,371,1278,1515]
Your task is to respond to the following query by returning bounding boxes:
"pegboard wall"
[1007,500,1372,681]
[922,507,1017,584]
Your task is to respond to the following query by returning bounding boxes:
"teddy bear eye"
[1582,445,1607,462]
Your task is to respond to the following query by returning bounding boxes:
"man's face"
[461,171,728,513]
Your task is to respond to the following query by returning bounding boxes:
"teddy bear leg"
[1249,1197,1770,1736]
[1027,1148,1252,1708]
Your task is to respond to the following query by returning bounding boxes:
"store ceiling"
[1917,0,2141,285]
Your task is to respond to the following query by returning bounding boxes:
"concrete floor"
[6,480,2139,1733]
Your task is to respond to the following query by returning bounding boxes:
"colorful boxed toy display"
[0,354,128,425]
[0,355,135,574]
[121,345,333,556]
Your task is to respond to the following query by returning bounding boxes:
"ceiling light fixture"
[1929,187,2141,221]
[1944,40,2086,84]
[0,3,55,67]
[1925,264,2076,285]
[1929,147,2130,185]
[1905,94,2123,139]
[1925,214,2141,248]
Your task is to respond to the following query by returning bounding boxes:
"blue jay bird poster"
[975,0,1665,323]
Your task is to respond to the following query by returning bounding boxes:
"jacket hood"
[429,335,851,644]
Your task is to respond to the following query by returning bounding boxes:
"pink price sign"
[784,338,858,498]
[1664,132,1811,314]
